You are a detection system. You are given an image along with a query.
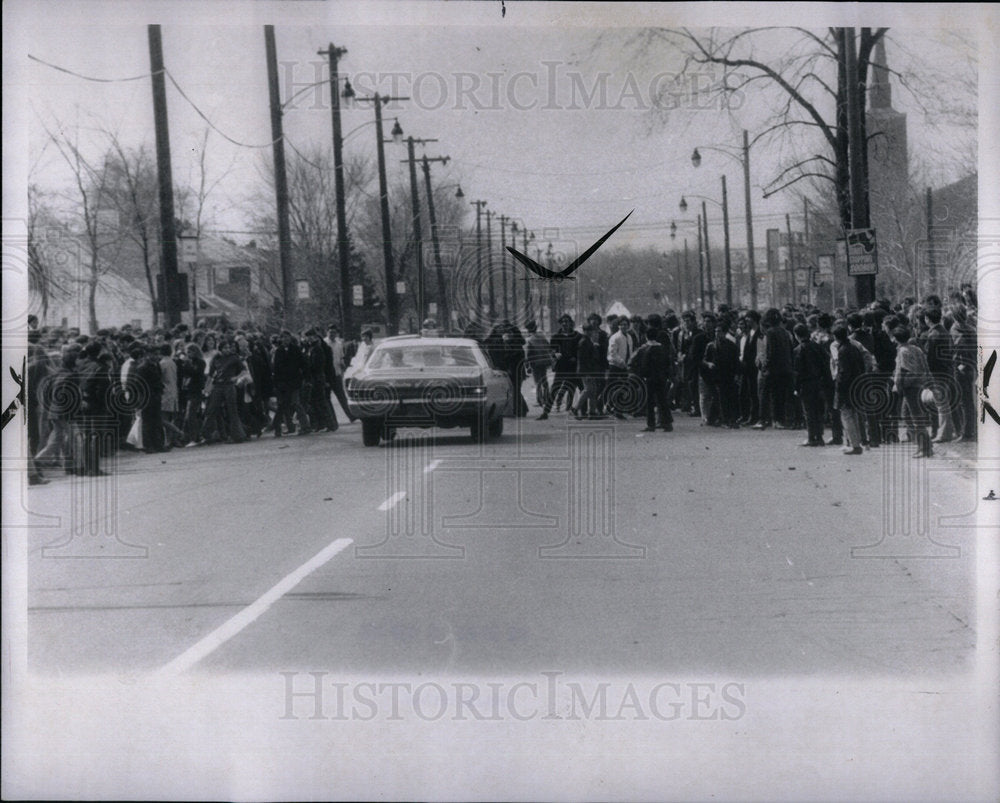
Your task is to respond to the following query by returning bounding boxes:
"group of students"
[26,319,376,483]
[516,292,979,457]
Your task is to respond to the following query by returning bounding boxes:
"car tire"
[470,409,489,443]
[361,418,381,447]
[488,414,504,439]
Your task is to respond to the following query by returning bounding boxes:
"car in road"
[344,335,513,446]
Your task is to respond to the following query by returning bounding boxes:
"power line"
[28,53,153,82]
[165,70,278,149]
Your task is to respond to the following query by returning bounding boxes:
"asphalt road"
[25,392,979,679]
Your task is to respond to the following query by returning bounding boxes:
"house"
[28,229,280,332]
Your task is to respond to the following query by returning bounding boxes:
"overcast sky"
[9,2,990,257]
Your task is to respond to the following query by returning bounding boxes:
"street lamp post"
[397,135,439,324]
[421,167,461,329]
[696,212,705,309]
[522,227,535,322]
[319,42,353,335]
[509,221,519,315]
[692,129,758,309]
[470,200,487,320]
[702,201,715,311]
[486,210,495,319]
[350,90,408,335]
[499,215,509,320]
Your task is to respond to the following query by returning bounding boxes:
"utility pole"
[400,136,438,323]
[319,43,353,336]
[683,237,691,311]
[499,215,509,320]
[374,98,398,334]
[523,227,534,322]
[803,197,812,306]
[845,27,875,306]
[925,186,935,298]
[419,154,450,327]
[352,91,409,334]
[697,213,705,309]
[264,25,293,324]
[786,213,795,306]
[509,222,519,316]
[471,200,487,320]
[546,242,555,329]
[721,174,732,307]
[674,250,684,312]
[486,210,495,319]
[702,201,715,311]
[148,25,181,327]
[743,129,757,310]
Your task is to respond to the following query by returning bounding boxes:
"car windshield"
[367,344,481,370]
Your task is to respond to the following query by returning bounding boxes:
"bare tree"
[175,128,239,322]
[38,118,128,334]
[103,136,161,325]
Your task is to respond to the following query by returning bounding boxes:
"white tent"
[604,300,631,319]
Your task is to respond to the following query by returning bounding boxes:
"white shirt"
[608,329,632,369]
[325,336,345,376]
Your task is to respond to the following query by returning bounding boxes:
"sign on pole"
[396,281,406,295]
[179,237,199,264]
[352,284,364,306]
[296,280,310,299]
[846,228,878,276]
[817,254,835,277]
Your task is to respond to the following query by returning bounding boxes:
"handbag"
[126,413,143,449]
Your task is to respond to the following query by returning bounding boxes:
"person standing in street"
[539,314,579,418]
[606,316,634,419]
[270,331,311,437]
[793,323,832,446]
[73,340,113,476]
[892,325,934,458]
[326,325,357,423]
[831,325,866,456]
[202,338,247,444]
[524,320,552,413]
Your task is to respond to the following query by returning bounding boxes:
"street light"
[351,91,410,335]
[693,129,758,309]
[679,196,689,213]
[681,193,729,311]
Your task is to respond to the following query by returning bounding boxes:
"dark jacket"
[271,343,305,389]
[550,330,579,374]
[703,336,739,383]
[77,356,111,417]
[834,340,866,410]
[680,327,708,382]
[924,323,953,376]
[631,339,672,383]
[760,324,794,375]
[178,356,207,400]
[576,336,604,375]
[794,339,833,390]
[134,356,164,408]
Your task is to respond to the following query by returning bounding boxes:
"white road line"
[154,537,353,677]
[378,491,407,511]
[423,459,442,474]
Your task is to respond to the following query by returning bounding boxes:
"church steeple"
[869,36,892,110]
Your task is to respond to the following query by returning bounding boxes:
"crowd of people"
[23,284,978,484]
[25,317,372,484]
[493,287,979,458]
